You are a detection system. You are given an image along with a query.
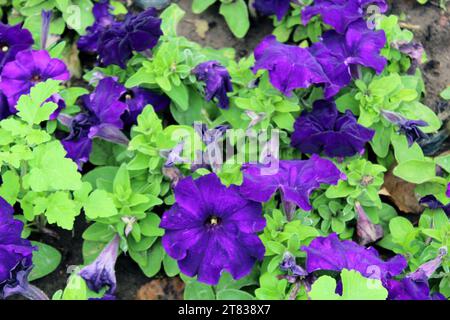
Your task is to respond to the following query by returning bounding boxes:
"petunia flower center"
[31,74,42,83]
[205,215,222,227]
[1,45,9,52]
[360,175,374,187]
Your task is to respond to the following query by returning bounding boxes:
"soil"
[13,0,450,300]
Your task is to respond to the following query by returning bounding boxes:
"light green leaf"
[84,190,118,219]
[219,0,250,39]
[29,241,62,281]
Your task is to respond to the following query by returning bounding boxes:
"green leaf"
[165,83,190,111]
[184,281,215,300]
[440,86,450,100]
[62,272,88,300]
[139,242,164,277]
[55,0,95,34]
[219,0,250,39]
[160,3,185,36]
[84,190,118,219]
[216,289,254,300]
[393,159,436,184]
[16,80,60,125]
[113,164,132,201]
[140,213,164,237]
[309,269,388,300]
[0,170,20,205]
[163,254,180,277]
[389,216,415,240]
[45,191,80,230]
[435,154,450,173]
[29,241,62,281]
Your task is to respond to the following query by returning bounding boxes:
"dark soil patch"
[23,0,450,300]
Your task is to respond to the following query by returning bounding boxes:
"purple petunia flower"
[98,8,162,68]
[0,50,70,113]
[301,233,407,282]
[41,10,52,50]
[0,197,48,300]
[120,87,170,126]
[291,100,375,158]
[160,173,266,285]
[59,77,129,168]
[381,110,428,147]
[0,92,11,120]
[310,20,387,98]
[79,234,120,294]
[253,35,328,97]
[193,61,233,109]
[302,0,388,34]
[240,154,345,211]
[0,23,33,71]
[253,0,293,21]
[447,183,450,198]
[78,0,115,53]
[386,248,447,300]
[419,195,450,216]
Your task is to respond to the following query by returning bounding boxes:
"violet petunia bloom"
[98,8,162,68]
[193,61,233,109]
[253,35,328,97]
[160,173,266,285]
[0,23,33,71]
[381,110,428,147]
[79,234,120,294]
[120,87,170,126]
[386,248,447,300]
[302,0,388,34]
[0,50,70,112]
[78,0,115,53]
[301,233,407,282]
[253,0,292,21]
[419,195,450,216]
[291,100,375,158]
[0,197,48,300]
[59,77,129,168]
[309,20,387,98]
[240,154,345,211]
[0,92,11,120]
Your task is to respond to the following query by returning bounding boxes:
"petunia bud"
[355,202,383,245]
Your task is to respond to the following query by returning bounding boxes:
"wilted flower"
[79,234,121,294]
[253,0,292,21]
[253,35,328,97]
[355,202,383,245]
[59,77,129,168]
[310,20,387,98]
[302,0,388,34]
[160,173,266,285]
[0,23,33,71]
[193,61,233,109]
[291,100,375,158]
[120,87,170,126]
[240,155,345,211]
[0,197,48,300]
[98,8,162,68]
[78,0,115,53]
[386,248,447,300]
[160,141,187,168]
[0,50,70,112]
[419,195,450,216]
[392,41,425,74]
[381,110,428,147]
[302,233,407,282]
[280,252,308,277]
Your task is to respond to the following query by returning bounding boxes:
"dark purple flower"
[253,35,328,97]
[0,91,11,120]
[78,0,115,53]
[120,87,170,126]
[60,77,129,168]
[0,23,33,71]
[240,154,345,211]
[98,8,162,68]
[387,248,447,300]
[355,202,383,245]
[291,100,375,158]
[381,110,428,147]
[193,61,233,109]
[446,183,450,198]
[302,0,388,34]
[0,197,46,300]
[79,234,120,294]
[309,20,387,98]
[0,50,70,111]
[160,173,266,285]
[301,233,407,282]
[254,0,292,21]
[280,252,308,277]
[419,195,450,216]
